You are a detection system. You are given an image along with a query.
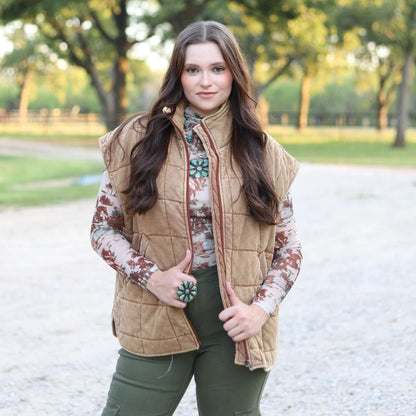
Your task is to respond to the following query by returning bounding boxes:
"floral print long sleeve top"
[90,169,159,288]
[90,108,302,316]
[252,193,302,315]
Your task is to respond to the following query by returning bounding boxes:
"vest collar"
[164,100,233,149]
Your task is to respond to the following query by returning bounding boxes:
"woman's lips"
[197,92,216,98]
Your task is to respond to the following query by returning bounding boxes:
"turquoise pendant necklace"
[190,158,209,178]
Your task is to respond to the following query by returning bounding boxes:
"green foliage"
[126,59,162,112]
[0,75,18,108]
[148,0,330,94]
[1,0,147,128]
[0,22,59,117]
[263,72,378,114]
[0,0,71,20]
[28,85,61,109]
[310,76,376,114]
[64,84,101,113]
[0,56,159,113]
[1,0,416,139]
[264,78,300,112]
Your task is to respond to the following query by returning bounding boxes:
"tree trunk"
[377,102,388,130]
[377,75,388,130]
[113,55,129,124]
[49,1,131,131]
[105,54,129,130]
[111,0,129,128]
[394,47,413,147]
[82,34,129,131]
[86,64,115,131]
[377,62,398,131]
[256,95,269,127]
[297,73,310,130]
[19,68,32,124]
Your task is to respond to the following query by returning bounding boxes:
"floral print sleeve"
[90,170,159,288]
[252,193,302,316]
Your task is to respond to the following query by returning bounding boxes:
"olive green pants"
[102,266,269,416]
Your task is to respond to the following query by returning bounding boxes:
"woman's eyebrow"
[184,61,226,66]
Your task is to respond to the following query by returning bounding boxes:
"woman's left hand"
[218,282,269,342]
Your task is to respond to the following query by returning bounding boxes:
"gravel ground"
[1,159,415,415]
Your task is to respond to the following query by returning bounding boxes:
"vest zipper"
[181,131,200,345]
[200,123,225,266]
[244,340,252,369]
[167,114,195,269]
[200,122,252,368]
[168,114,200,346]
[200,123,227,301]
[168,112,250,363]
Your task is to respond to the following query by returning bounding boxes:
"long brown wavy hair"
[114,20,278,225]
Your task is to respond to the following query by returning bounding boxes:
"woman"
[91,20,302,416]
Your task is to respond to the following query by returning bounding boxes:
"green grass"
[279,140,416,167]
[0,121,106,144]
[0,183,102,207]
[0,132,102,147]
[269,126,416,167]
[1,126,415,208]
[0,155,104,208]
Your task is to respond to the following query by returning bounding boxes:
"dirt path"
[1,162,415,415]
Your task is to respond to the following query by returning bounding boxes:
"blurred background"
[0,0,416,208]
[1,2,415,415]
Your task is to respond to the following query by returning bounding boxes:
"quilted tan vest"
[99,102,299,370]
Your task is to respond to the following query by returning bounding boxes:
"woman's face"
[180,41,233,117]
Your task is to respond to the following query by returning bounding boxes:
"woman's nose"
[200,71,212,87]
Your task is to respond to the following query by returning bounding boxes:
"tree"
[285,5,330,130]
[148,0,304,119]
[225,0,337,128]
[1,0,153,130]
[337,3,402,131]
[219,0,301,96]
[390,2,416,147]
[0,0,355,132]
[371,47,401,131]
[141,0,341,128]
[335,0,416,146]
[1,22,53,122]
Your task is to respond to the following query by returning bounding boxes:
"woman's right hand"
[146,250,196,308]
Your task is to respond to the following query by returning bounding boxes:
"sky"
[0,27,13,57]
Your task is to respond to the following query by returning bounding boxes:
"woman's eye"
[186,67,198,73]
[213,66,225,72]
